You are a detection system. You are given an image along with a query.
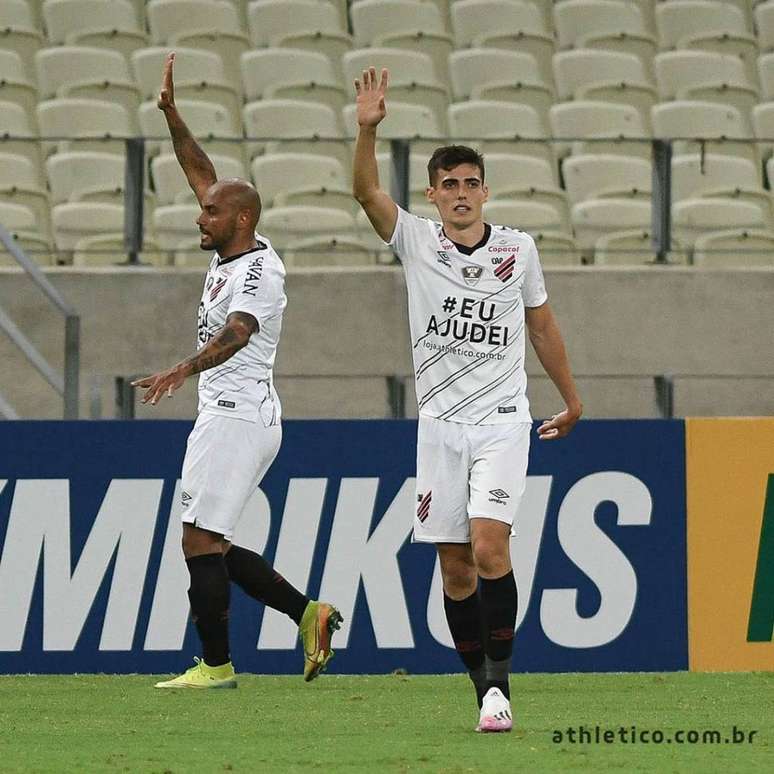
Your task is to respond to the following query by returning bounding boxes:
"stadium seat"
[245,100,349,167]
[343,48,443,95]
[652,102,758,167]
[0,201,36,232]
[550,101,648,160]
[282,235,377,267]
[483,153,564,206]
[251,153,348,208]
[756,0,774,51]
[45,151,126,204]
[372,31,454,87]
[146,0,243,44]
[71,234,166,267]
[483,200,567,234]
[139,98,242,166]
[0,50,38,120]
[51,201,124,251]
[152,203,200,249]
[594,228,689,266]
[673,198,768,248]
[132,47,242,123]
[573,81,657,131]
[655,0,750,50]
[755,53,774,100]
[167,32,248,92]
[173,238,213,267]
[0,233,53,265]
[0,0,35,28]
[151,153,246,205]
[260,205,357,246]
[0,2,43,85]
[43,0,141,44]
[571,198,651,251]
[241,49,341,104]
[37,98,131,156]
[0,153,49,240]
[342,101,440,157]
[449,49,547,101]
[554,0,652,50]
[447,101,552,165]
[451,0,553,86]
[247,0,344,47]
[35,46,140,128]
[654,51,756,118]
[272,31,354,81]
[553,49,653,101]
[452,0,549,46]
[672,153,765,206]
[752,101,774,160]
[350,0,447,48]
[0,100,42,171]
[562,154,652,205]
[531,231,583,266]
[692,228,774,267]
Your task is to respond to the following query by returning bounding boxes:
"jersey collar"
[217,245,259,267]
[441,223,492,256]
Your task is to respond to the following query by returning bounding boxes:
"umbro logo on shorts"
[488,488,510,505]
[416,491,432,522]
[181,490,192,507]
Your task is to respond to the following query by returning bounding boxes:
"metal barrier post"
[115,376,136,419]
[387,375,406,419]
[63,314,80,419]
[651,139,672,263]
[124,137,145,264]
[390,139,410,212]
[654,374,675,419]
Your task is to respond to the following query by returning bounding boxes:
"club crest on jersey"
[494,254,517,282]
[209,277,227,300]
[461,265,483,286]
[436,251,451,267]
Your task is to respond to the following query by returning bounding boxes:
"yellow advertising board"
[687,418,774,671]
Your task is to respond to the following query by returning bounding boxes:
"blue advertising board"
[0,419,687,674]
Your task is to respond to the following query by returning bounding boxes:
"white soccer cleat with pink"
[476,687,513,733]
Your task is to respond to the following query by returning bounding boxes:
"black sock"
[225,544,309,624]
[479,572,517,700]
[186,553,230,667]
[443,591,487,707]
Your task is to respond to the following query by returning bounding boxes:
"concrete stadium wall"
[1,265,773,420]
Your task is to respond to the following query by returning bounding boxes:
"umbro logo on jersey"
[436,251,451,267]
[494,254,517,282]
[416,491,432,523]
[461,266,483,286]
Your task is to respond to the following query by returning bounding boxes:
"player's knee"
[440,559,477,598]
[472,539,510,578]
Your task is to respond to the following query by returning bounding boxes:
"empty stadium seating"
[0,0,771,268]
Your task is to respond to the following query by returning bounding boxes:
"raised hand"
[354,66,388,128]
[157,51,176,112]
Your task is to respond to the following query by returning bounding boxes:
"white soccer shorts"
[413,415,531,544]
[180,411,281,540]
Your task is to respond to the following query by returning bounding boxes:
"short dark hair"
[427,145,485,185]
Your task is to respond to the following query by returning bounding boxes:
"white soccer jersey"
[195,235,286,424]
[390,206,547,425]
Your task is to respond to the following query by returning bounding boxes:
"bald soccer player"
[134,53,341,688]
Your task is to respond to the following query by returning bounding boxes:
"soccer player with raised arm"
[133,53,342,688]
[353,68,582,731]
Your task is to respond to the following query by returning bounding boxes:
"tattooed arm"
[157,51,216,206]
[132,312,258,405]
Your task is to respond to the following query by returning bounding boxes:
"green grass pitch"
[0,672,771,772]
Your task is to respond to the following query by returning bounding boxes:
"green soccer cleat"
[299,601,343,682]
[154,657,237,689]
